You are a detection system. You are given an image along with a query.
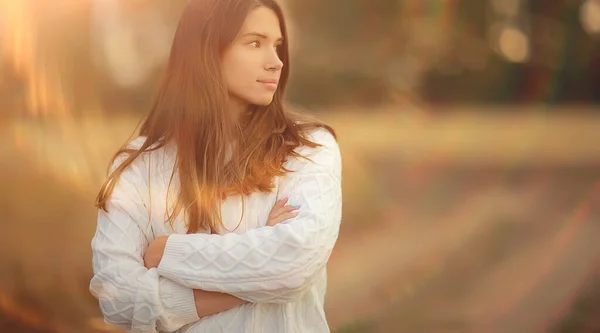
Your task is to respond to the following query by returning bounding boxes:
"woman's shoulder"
[303,126,337,148]
[286,126,341,174]
[110,136,174,174]
[126,136,148,151]
[299,126,339,156]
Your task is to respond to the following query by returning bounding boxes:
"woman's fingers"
[275,197,289,208]
[271,204,299,219]
[269,210,299,225]
[275,211,299,223]
[269,198,291,216]
[267,200,300,226]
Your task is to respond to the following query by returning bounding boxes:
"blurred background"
[1,0,600,332]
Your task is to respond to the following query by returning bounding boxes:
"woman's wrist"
[143,235,169,269]
[193,289,248,318]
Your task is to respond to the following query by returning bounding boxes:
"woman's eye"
[249,41,260,48]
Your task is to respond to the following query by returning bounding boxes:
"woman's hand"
[266,197,300,226]
[143,235,169,269]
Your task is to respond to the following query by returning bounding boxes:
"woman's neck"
[227,96,250,124]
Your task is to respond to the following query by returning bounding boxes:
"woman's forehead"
[237,6,282,39]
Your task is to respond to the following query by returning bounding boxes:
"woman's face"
[221,6,284,110]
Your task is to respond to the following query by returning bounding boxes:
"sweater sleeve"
[156,129,342,303]
[89,151,200,332]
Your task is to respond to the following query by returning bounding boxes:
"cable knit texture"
[89,128,342,333]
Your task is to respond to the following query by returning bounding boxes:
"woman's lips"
[258,79,278,90]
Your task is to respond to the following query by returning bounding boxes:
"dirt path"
[327,168,600,332]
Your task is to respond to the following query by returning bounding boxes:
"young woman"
[89,0,342,332]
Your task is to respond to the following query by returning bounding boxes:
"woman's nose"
[265,50,283,71]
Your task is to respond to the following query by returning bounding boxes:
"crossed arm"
[138,197,299,319]
[89,130,342,332]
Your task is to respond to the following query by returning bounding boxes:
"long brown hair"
[96,0,335,234]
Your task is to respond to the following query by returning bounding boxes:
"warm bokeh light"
[0,0,70,116]
[91,0,174,88]
[580,0,600,36]
[499,26,530,63]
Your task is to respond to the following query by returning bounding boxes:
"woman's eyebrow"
[241,32,284,42]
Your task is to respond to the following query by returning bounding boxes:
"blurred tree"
[1,0,598,116]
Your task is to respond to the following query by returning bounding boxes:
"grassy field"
[2,108,600,332]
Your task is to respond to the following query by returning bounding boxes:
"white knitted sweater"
[89,128,342,333]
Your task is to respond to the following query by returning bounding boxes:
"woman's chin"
[251,95,275,106]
